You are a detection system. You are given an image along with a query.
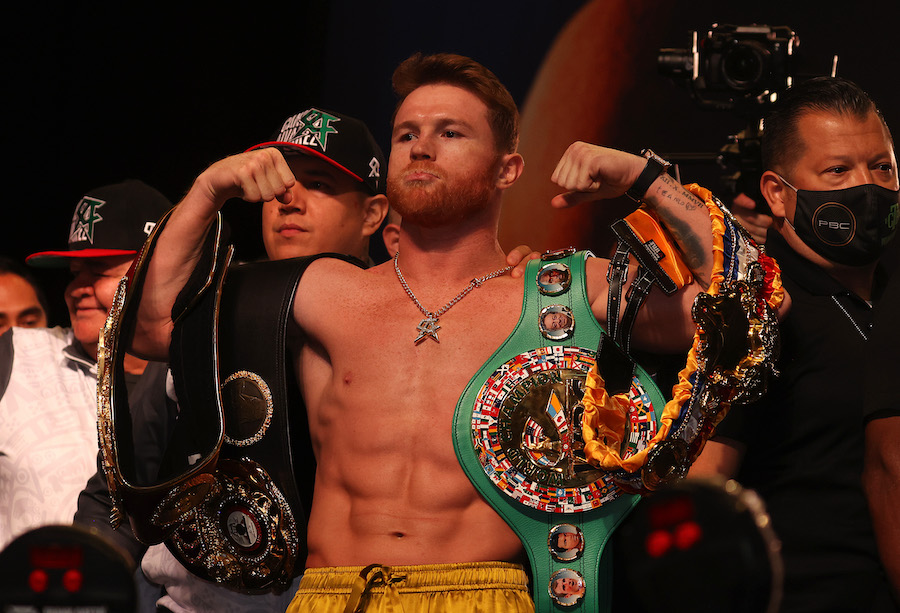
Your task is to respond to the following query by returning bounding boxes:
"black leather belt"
[98,210,363,593]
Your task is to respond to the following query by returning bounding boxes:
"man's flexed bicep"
[551,142,715,287]
[131,149,297,359]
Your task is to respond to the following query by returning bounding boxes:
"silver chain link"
[393,251,513,318]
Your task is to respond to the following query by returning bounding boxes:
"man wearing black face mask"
[776,175,898,267]
[691,77,900,612]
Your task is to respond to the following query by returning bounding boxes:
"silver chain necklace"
[393,251,512,344]
[831,295,870,341]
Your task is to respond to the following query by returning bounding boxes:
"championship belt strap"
[164,250,363,594]
[605,208,692,353]
[98,210,363,593]
[453,250,667,611]
[599,207,693,397]
[98,208,229,546]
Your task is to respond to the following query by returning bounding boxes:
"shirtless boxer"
[131,53,721,611]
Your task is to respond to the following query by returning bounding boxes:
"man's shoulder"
[292,258,393,333]
[229,254,369,296]
[301,254,380,285]
[765,233,846,297]
[0,326,73,399]
[5,326,73,352]
[306,253,372,271]
[240,253,369,277]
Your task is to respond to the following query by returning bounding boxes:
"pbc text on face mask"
[818,220,852,230]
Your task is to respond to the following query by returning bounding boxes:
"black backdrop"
[5,1,899,324]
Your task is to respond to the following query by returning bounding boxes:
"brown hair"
[392,53,519,153]
[762,76,892,174]
[0,256,50,318]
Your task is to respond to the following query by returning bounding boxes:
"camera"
[656,24,808,216]
[658,24,798,112]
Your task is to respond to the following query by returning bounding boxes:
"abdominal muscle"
[302,384,525,567]
[295,260,526,568]
[304,446,525,567]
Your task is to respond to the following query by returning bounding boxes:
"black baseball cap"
[26,179,173,268]
[246,108,385,195]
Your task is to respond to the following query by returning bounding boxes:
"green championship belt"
[454,186,785,611]
[453,249,665,611]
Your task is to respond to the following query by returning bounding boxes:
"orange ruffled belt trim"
[581,184,784,475]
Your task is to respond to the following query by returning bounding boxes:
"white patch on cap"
[369,157,380,179]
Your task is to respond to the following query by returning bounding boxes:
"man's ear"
[497,152,525,190]
[382,222,401,256]
[760,170,788,220]
[361,194,389,237]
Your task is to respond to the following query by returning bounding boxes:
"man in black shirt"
[864,261,900,601]
[691,77,899,612]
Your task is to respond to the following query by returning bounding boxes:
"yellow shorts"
[287,561,534,612]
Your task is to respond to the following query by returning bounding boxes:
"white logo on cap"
[69,196,105,244]
[277,108,340,150]
[369,157,380,179]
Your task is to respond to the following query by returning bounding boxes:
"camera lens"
[657,49,693,78]
[721,41,768,91]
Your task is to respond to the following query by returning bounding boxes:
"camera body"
[659,24,798,112]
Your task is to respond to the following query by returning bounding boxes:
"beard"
[388,160,497,228]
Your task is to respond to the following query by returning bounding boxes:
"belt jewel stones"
[222,371,274,447]
[165,458,299,593]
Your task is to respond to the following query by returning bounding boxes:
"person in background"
[0,257,49,336]
[863,262,900,602]
[0,180,172,552]
[691,76,899,612]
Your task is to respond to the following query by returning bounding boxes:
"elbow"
[688,438,744,479]
[863,418,900,490]
[127,320,173,362]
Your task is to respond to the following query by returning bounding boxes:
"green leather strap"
[453,251,666,611]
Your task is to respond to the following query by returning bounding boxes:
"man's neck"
[776,225,877,300]
[123,352,149,376]
[396,224,507,283]
[349,240,371,265]
[827,265,877,301]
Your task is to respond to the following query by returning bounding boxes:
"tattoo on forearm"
[658,174,703,211]
[655,175,711,284]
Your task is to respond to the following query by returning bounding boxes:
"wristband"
[625,149,671,202]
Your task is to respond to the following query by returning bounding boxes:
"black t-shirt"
[74,361,176,564]
[865,261,900,422]
[713,231,896,612]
